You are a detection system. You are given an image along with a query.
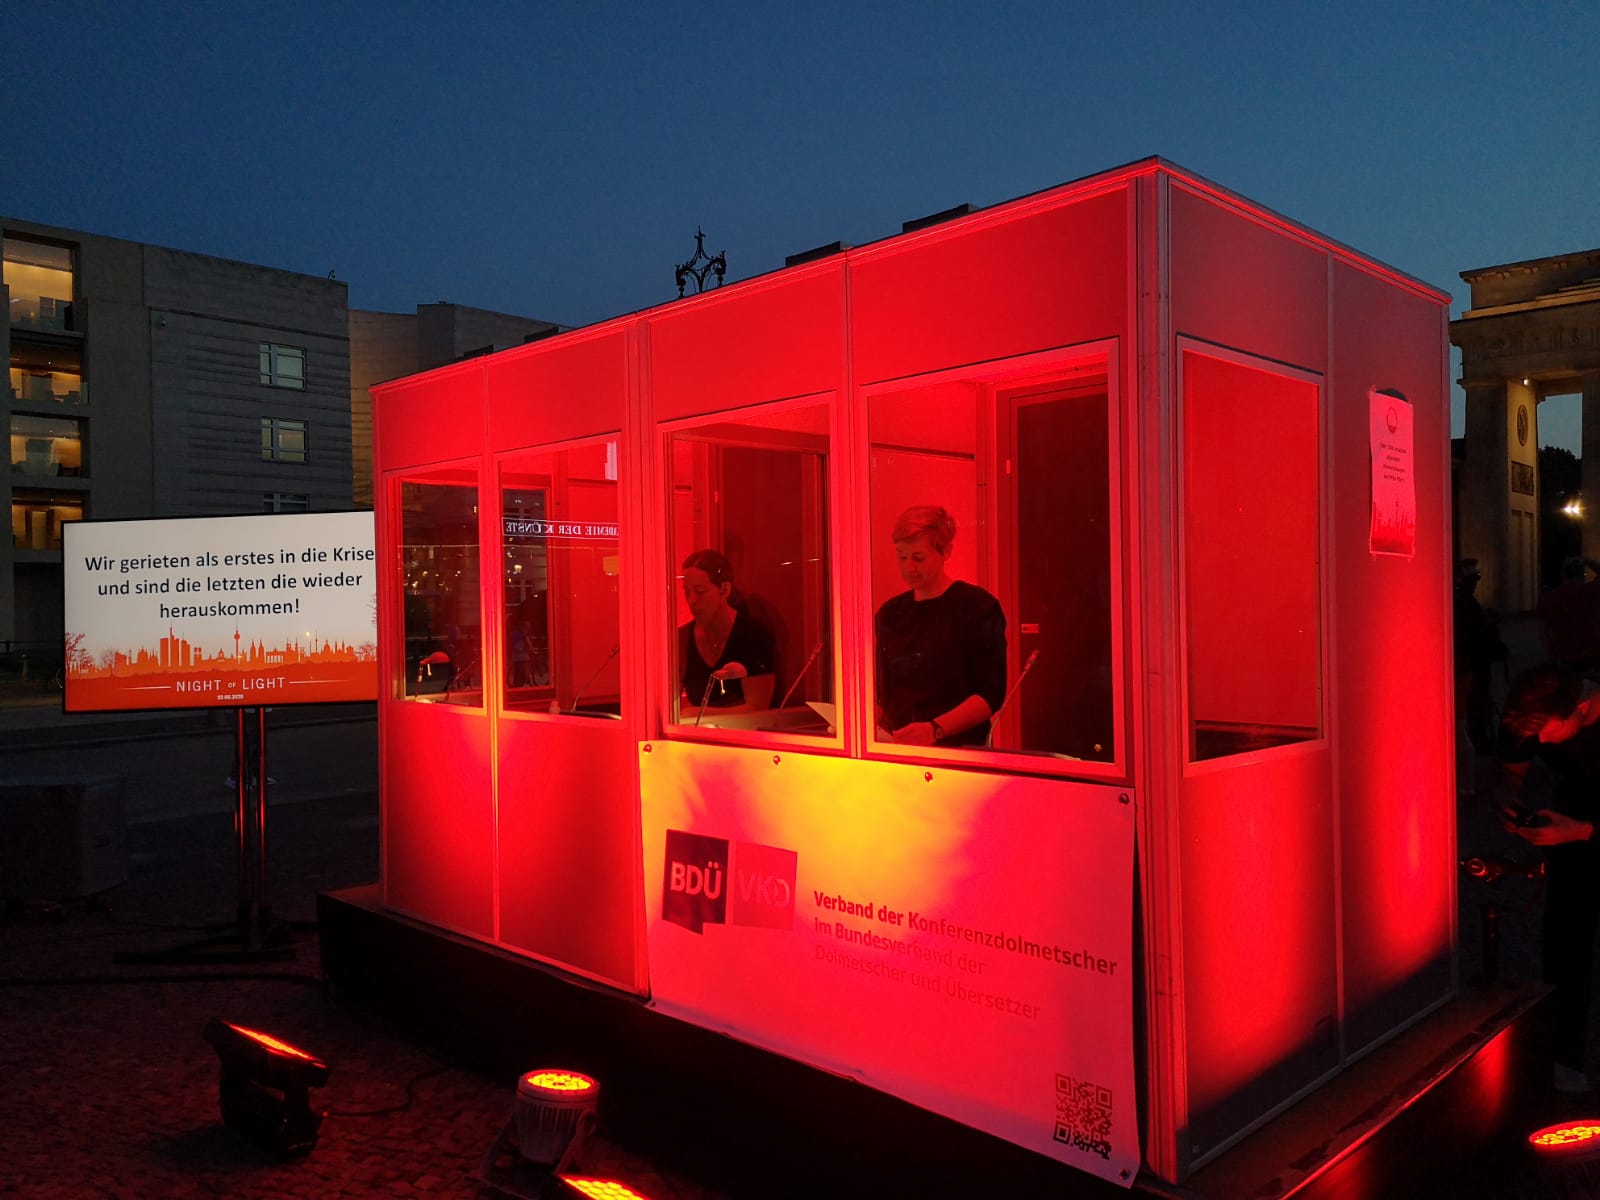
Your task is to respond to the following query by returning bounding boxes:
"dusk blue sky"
[5,3,1596,449]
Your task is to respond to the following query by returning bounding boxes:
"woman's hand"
[891,721,939,746]
[711,662,749,681]
[1502,807,1595,846]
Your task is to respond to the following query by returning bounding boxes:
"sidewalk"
[0,791,725,1200]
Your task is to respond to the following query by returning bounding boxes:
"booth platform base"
[319,886,1561,1200]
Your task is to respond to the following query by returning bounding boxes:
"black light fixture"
[202,1018,330,1156]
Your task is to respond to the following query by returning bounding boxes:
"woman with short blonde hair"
[874,505,1006,747]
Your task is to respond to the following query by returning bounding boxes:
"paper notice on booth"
[1369,388,1416,557]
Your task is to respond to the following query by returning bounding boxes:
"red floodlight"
[203,1018,330,1156]
[1528,1119,1600,1160]
[561,1179,653,1199]
[514,1068,601,1168]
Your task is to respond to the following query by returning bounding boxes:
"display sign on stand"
[62,511,378,712]
[62,511,377,959]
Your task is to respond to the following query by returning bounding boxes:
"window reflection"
[868,358,1115,761]
[667,402,833,734]
[501,439,622,716]
[398,472,481,704]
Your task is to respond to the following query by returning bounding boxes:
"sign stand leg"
[115,706,296,965]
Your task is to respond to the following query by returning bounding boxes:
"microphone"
[570,644,620,713]
[1460,855,1545,886]
[985,649,1040,749]
[777,638,827,709]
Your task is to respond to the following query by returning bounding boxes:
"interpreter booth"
[367,158,1453,1188]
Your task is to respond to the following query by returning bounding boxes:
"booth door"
[1177,346,1333,1161]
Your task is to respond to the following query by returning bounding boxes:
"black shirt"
[875,579,1006,746]
[679,611,776,709]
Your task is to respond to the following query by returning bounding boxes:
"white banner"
[640,742,1138,1186]
[61,511,377,711]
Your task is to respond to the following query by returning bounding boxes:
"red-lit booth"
[364,159,1455,1187]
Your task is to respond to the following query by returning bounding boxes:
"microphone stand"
[777,639,827,709]
[569,644,620,713]
[693,673,718,726]
[985,649,1040,748]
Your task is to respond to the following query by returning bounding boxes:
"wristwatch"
[930,719,945,742]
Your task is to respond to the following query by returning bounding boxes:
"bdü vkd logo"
[662,831,728,933]
[662,830,797,934]
[728,840,797,930]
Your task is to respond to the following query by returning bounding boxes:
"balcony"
[9,293,75,332]
[9,367,87,407]
[11,489,83,551]
[11,415,84,479]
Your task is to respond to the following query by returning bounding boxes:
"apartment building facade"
[4,218,563,652]
[3,219,352,648]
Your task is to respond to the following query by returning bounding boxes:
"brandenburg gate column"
[1452,249,1600,612]
[1585,371,1600,563]
[1459,377,1515,609]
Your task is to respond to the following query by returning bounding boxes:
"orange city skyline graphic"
[66,626,374,678]
[63,625,378,710]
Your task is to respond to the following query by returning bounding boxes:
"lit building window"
[3,236,76,331]
[261,417,308,463]
[263,492,310,513]
[259,342,305,389]
[11,489,83,550]
[10,414,84,477]
[9,362,87,406]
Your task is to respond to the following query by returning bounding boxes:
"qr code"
[1053,1072,1113,1160]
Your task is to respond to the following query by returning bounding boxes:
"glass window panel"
[666,402,833,735]
[10,362,87,406]
[259,342,305,389]
[1183,350,1321,761]
[261,417,308,463]
[3,237,75,331]
[867,359,1115,762]
[500,439,622,716]
[398,473,482,705]
[11,414,84,477]
[11,489,83,550]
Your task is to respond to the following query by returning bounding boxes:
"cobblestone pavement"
[0,791,723,1200]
